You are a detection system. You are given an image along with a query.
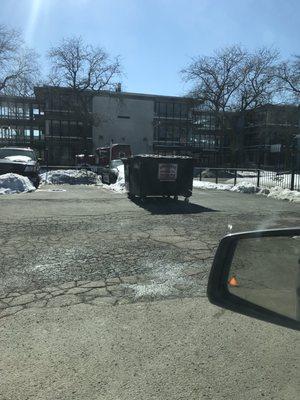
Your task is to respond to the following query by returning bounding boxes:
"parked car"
[0,147,41,188]
[100,159,123,184]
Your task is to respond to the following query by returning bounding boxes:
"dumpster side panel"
[123,159,130,193]
[141,157,193,197]
[133,158,142,197]
[125,156,193,198]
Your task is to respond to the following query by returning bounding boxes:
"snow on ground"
[193,180,232,191]
[40,169,101,185]
[230,181,259,194]
[227,172,300,188]
[103,164,299,203]
[262,186,300,203]
[193,179,300,203]
[102,165,126,193]
[0,173,36,195]
[193,180,259,194]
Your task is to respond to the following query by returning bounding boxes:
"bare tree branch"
[181,45,280,112]
[47,36,122,148]
[181,45,247,112]
[233,47,279,111]
[0,24,40,96]
[181,45,283,164]
[48,37,121,93]
[276,56,300,101]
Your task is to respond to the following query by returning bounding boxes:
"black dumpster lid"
[129,154,192,160]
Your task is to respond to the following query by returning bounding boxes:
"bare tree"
[0,24,40,96]
[181,45,247,113]
[276,56,300,101]
[182,45,279,112]
[48,37,121,92]
[47,37,122,150]
[233,47,279,111]
[182,45,281,165]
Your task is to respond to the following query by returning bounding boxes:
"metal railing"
[193,167,300,191]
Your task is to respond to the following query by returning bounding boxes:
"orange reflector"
[228,275,239,287]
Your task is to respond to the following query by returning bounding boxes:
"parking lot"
[0,185,299,312]
[1,185,300,400]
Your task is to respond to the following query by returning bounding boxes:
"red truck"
[75,153,96,167]
[95,144,132,166]
[75,144,131,173]
[96,144,132,184]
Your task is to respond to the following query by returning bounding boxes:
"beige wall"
[93,94,154,155]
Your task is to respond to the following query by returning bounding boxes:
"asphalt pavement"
[0,185,299,399]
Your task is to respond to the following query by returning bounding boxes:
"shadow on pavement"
[130,197,217,215]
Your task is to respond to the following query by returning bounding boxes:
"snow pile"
[193,180,232,191]
[0,173,35,195]
[193,178,300,202]
[263,186,300,203]
[230,181,259,194]
[103,165,126,193]
[40,169,101,185]
[193,179,300,203]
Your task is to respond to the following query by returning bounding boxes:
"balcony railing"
[153,140,220,150]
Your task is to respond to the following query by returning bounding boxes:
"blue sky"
[1,0,299,96]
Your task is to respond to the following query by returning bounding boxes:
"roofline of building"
[1,87,299,110]
[0,94,36,102]
[34,85,197,103]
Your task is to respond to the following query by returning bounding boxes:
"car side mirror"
[37,157,42,162]
[207,228,300,331]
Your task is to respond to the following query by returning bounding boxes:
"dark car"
[101,159,123,184]
[0,147,41,188]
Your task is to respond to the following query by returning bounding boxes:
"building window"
[157,102,167,118]
[155,101,191,121]
[24,128,31,138]
[166,125,173,139]
[51,120,60,135]
[24,105,30,119]
[70,121,77,136]
[166,103,173,118]
[174,103,181,118]
[78,121,84,136]
[0,104,9,117]
[180,104,188,118]
[33,129,40,140]
[61,120,69,136]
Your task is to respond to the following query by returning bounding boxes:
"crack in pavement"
[1,186,298,319]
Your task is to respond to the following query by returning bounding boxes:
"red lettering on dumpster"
[158,163,178,181]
